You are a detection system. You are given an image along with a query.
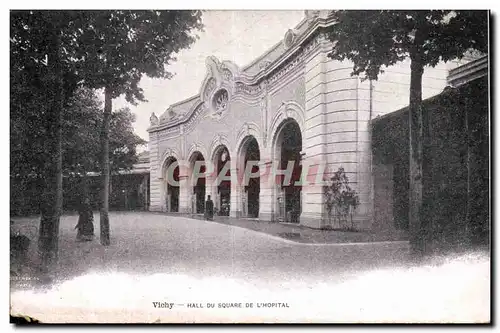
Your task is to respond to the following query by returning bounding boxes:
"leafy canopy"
[68,10,204,103]
[11,10,204,103]
[325,10,488,80]
[11,86,146,179]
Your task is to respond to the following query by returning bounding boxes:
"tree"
[62,90,147,207]
[61,89,147,177]
[325,10,488,255]
[12,10,204,256]
[11,85,147,213]
[108,108,148,174]
[10,11,74,269]
[67,10,203,245]
[324,167,360,230]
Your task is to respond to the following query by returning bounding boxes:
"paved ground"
[9,212,490,323]
[179,212,409,243]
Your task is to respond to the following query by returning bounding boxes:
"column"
[229,158,242,218]
[206,174,216,201]
[258,158,275,222]
[158,177,166,212]
[301,34,329,229]
[141,173,149,211]
[206,173,217,215]
[300,153,327,228]
[148,132,162,212]
[178,169,191,214]
[242,190,248,217]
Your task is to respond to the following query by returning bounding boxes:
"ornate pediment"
[199,56,241,121]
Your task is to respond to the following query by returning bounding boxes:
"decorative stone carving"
[235,82,263,96]
[163,148,173,159]
[184,102,207,132]
[259,79,268,91]
[168,107,180,119]
[259,60,272,70]
[206,56,223,88]
[158,126,180,139]
[204,78,216,99]
[149,112,159,126]
[222,68,233,81]
[283,29,298,49]
[305,10,321,23]
[260,96,269,148]
[268,35,320,85]
[212,89,229,118]
[269,100,306,145]
[152,31,321,134]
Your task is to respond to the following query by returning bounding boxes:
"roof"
[447,55,488,88]
[137,151,150,164]
[151,11,335,130]
[372,74,488,125]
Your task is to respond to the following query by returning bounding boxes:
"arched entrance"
[274,119,302,223]
[190,151,206,214]
[164,157,179,212]
[239,136,260,218]
[213,146,231,216]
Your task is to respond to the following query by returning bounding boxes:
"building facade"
[147,10,466,230]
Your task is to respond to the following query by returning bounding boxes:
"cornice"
[148,15,335,134]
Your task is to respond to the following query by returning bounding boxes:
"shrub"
[324,167,360,231]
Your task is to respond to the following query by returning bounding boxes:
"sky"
[114,10,306,146]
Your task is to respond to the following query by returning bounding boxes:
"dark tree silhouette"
[325,10,488,255]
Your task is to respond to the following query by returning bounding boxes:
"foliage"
[11,10,72,268]
[11,10,204,248]
[11,86,146,179]
[10,62,50,180]
[324,10,488,252]
[325,10,488,81]
[67,10,204,102]
[324,167,360,231]
[62,88,147,175]
[63,10,204,246]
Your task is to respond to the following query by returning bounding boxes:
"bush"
[324,167,360,230]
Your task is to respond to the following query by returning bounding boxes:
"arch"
[272,118,303,224]
[188,150,207,214]
[236,134,261,163]
[187,142,209,164]
[235,122,263,157]
[236,134,261,218]
[269,100,305,149]
[209,133,231,163]
[159,148,181,179]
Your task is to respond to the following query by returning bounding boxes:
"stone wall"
[372,76,489,251]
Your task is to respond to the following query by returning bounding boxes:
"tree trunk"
[408,51,425,257]
[37,27,63,272]
[80,171,90,203]
[465,106,472,247]
[100,87,112,246]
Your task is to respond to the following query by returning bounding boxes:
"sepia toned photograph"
[9,8,490,324]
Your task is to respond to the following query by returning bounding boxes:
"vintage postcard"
[9,9,490,324]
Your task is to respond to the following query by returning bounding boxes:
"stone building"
[147,10,469,230]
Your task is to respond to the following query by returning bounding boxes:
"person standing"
[75,197,95,241]
[205,195,214,221]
